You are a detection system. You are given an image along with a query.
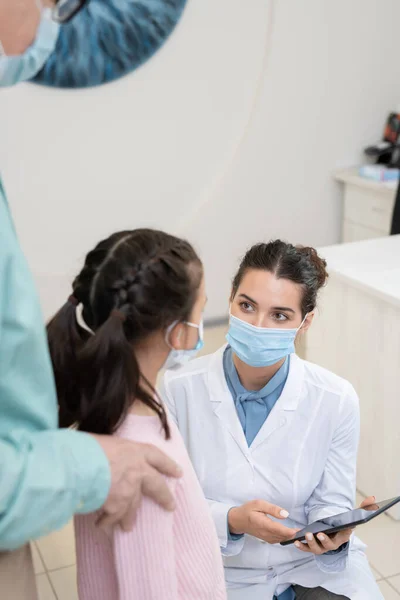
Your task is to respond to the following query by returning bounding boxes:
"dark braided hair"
[47,229,203,437]
[231,240,328,317]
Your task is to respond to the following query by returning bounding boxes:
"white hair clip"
[76,303,95,335]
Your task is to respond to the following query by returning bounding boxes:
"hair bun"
[297,246,328,288]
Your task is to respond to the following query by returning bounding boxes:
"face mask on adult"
[226,312,307,368]
[0,0,60,87]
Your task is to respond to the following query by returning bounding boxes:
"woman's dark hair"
[231,240,328,317]
[47,229,202,438]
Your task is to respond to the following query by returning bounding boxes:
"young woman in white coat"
[161,240,382,600]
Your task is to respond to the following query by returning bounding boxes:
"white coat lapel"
[250,354,304,452]
[207,347,250,460]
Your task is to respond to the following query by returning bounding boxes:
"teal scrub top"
[0,179,110,550]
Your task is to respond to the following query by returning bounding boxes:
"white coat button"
[280,417,287,427]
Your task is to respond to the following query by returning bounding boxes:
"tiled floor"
[354,495,400,597]
[33,325,400,598]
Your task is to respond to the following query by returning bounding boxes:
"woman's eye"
[273,312,288,321]
[239,301,255,313]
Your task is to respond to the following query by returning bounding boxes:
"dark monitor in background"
[391,181,400,235]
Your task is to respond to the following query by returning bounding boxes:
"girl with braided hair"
[47,228,226,600]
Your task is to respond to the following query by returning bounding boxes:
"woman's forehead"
[236,269,302,310]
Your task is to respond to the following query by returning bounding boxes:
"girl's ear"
[167,322,184,350]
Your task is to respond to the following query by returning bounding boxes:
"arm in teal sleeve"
[0,429,110,550]
[0,180,110,550]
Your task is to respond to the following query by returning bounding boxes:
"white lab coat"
[161,347,382,600]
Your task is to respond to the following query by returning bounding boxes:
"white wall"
[2,0,400,320]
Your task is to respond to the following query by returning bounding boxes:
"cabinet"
[303,236,400,520]
[335,168,397,242]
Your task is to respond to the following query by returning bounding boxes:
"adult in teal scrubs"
[0,2,180,598]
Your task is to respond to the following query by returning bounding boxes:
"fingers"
[315,532,337,552]
[141,445,180,510]
[144,444,183,478]
[360,496,375,507]
[94,439,179,533]
[96,508,125,531]
[141,466,176,511]
[97,489,143,533]
[295,532,326,555]
[252,499,290,520]
[264,520,299,540]
[119,491,142,532]
[360,496,378,510]
[294,540,313,553]
[253,513,298,542]
[97,487,143,533]
[329,528,353,546]
[295,529,352,555]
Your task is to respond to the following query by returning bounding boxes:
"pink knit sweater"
[75,415,227,600]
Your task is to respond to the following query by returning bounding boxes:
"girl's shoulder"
[116,414,191,466]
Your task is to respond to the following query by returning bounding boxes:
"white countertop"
[318,235,400,308]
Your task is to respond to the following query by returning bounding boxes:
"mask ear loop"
[165,320,180,350]
[166,320,202,351]
[185,321,200,329]
[185,320,204,350]
[297,313,309,333]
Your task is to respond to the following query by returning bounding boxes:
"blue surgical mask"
[0,5,60,87]
[226,313,307,368]
[164,319,204,370]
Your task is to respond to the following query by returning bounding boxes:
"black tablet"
[280,496,400,546]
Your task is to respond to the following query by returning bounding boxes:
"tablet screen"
[292,497,400,540]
